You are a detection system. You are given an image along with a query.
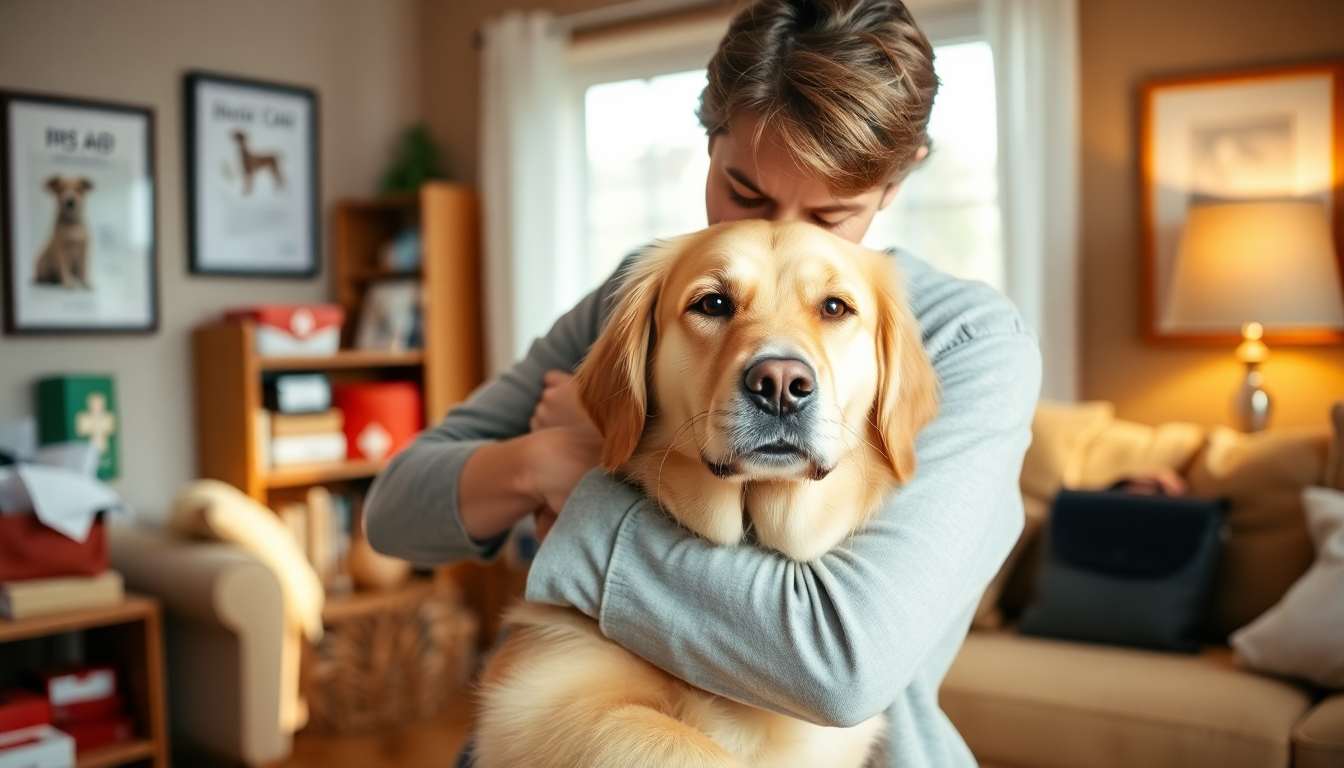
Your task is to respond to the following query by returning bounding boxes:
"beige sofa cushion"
[1294,695,1344,768]
[942,631,1313,768]
[1020,400,1114,501]
[1187,426,1329,638]
[1075,419,1205,490]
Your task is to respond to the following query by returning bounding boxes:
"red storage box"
[223,304,344,357]
[35,668,116,710]
[51,695,122,726]
[0,513,107,582]
[58,716,133,753]
[0,689,51,733]
[332,382,422,462]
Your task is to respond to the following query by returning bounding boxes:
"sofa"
[109,525,297,767]
[941,402,1344,768]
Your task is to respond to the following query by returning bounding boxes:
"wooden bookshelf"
[193,182,484,504]
[0,596,168,768]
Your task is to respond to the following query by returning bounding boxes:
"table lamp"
[1164,199,1344,432]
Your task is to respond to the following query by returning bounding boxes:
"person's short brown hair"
[699,0,938,196]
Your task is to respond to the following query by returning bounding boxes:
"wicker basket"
[301,579,480,734]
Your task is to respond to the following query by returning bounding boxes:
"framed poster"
[1141,62,1344,344]
[1,91,158,334]
[185,72,319,276]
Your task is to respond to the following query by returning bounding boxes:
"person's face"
[704,115,901,244]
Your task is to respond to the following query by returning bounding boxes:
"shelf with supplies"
[0,595,168,768]
[192,182,484,505]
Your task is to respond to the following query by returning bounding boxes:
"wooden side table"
[0,594,168,768]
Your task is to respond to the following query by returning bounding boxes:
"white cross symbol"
[290,308,316,338]
[75,392,116,455]
[357,422,392,461]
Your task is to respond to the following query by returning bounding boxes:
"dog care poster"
[4,98,156,332]
[188,75,316,275]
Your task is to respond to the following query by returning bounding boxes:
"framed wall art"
[1,91,158,334]
[185,72,319,276]
[1141,62,1344,344]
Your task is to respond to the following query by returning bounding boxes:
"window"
[576,24,1001,294]
[862,40,1003,290]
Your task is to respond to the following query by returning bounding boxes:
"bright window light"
[584,69,710,284]
[581,39,1002,292]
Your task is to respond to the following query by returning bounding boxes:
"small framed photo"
[185,72,319,277]
[1,91,158,334]
[356,279,422,352]
[1141,62,1344,344]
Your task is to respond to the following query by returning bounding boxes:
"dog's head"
[577,220,938,490]
[45,176,93,222]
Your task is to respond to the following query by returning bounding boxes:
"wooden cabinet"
[0,596,168,768]
[192,182,483,504]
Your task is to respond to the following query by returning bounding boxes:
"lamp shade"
[1163,200,1344,332]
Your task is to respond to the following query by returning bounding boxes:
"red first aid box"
[332,382,423,462]
[0,689,51,734]
[0,513,108,583]
[223,304,344,357]
[50,694,122,726]
[35,668,116,710]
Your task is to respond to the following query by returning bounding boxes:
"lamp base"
[1233,364,1272,433]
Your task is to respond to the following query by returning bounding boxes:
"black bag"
[1018,489,1227,653]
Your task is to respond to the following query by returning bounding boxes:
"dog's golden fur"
[476,220,938,768]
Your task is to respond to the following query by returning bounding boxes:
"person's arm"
[363,281,611,564]
[525,300,1041,727]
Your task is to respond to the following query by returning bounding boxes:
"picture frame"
[355,279,422,352]
[1,90,158,335]
[1141,62,1344,344]
[185,71,319,277]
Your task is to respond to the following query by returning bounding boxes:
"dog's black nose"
[743,358,815,416]
[64,198,75,210]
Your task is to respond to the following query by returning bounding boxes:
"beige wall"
[0,0,420,521]
[1079,0,1344,429]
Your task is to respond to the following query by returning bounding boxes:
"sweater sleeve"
[525,303,1041,727]
[362,282,610,565]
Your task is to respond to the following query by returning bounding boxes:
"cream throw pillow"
[169,479,324,642]
[1231,486,1344,689]
[1074,419,1205,490]
[1019,401,1114,501]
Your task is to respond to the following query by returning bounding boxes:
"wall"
[1079,0,1344,429]
[0,0,420,521]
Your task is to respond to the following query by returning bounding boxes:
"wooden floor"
[279,696,474,768]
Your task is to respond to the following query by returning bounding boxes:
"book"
[0,571,124,620]
[270,433,347,467]
[271,409,344,438]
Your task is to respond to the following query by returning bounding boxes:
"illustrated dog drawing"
[476,220,940,768]
[34,175,94,290]
[230,130,284,196]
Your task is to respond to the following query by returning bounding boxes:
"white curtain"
[479,11,581,376]
[981,0,1080,401]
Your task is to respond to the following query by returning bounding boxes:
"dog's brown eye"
[821,298,850,318]
[692,294,734,318]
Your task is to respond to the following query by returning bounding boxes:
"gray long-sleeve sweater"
[364,250,1041,767]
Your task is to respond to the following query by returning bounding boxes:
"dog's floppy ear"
[872,267,939,484]
[75,177,93,193]
[45,176,61,194]
[575,249,671,472]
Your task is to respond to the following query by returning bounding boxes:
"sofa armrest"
[110,523,291,767]
[1294,694,1344,768]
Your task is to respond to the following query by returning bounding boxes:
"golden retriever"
[476,220,939,768]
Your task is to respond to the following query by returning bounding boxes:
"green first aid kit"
[35,375,120,480]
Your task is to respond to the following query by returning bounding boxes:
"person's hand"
[530,370,596,432]
[1116,467,1187,496]
[523,424,604,528]
[534,506,559,542]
